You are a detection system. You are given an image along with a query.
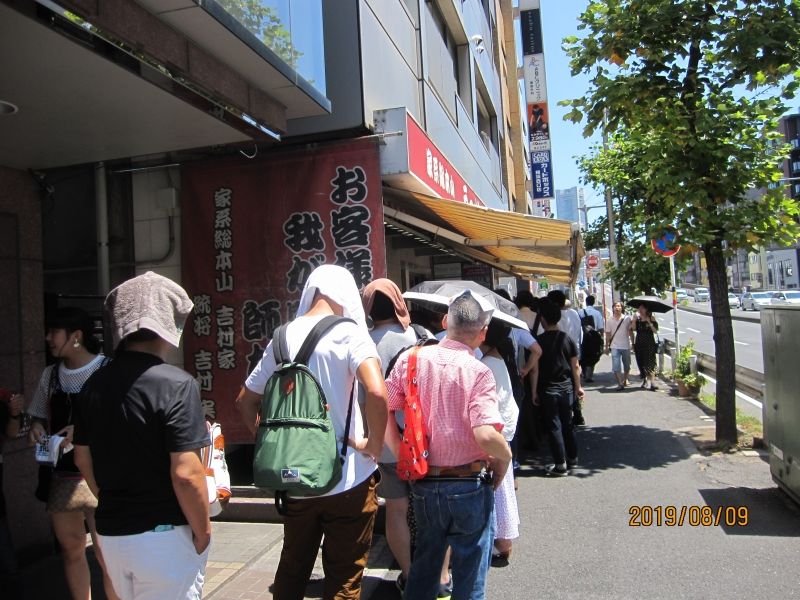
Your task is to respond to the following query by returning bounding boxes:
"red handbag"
[396,346,430,480]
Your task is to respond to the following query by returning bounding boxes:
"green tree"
[218,0,302,68]
[564,0,800,445]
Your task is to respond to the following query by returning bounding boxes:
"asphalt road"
[655,306,764,373]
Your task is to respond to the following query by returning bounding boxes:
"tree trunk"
[704,239,738,446]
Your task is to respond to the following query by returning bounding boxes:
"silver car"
[771,291,800,305]
[741,291,772,311]
[727,293,741,309]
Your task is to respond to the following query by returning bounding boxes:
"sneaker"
[567,459,578,469]
[545,463,569,477]
[396,572,406,593]
[438,576,453,599]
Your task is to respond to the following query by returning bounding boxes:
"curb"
[677,304,761,324]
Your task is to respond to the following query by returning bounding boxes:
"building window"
[793,161,800,172]
[425,0,464,119]
[794,183,800,197]
[216,0,326,93]
[476,90,498,152]
[792,138,800,149]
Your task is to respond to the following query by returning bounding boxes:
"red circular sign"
[587,255,600,269]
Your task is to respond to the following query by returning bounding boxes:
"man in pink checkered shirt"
[386,290,512,600]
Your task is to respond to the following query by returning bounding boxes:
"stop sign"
[587,255,600,269]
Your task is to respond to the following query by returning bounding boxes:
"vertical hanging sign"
[520,0,554,217]
[181,138,386,444]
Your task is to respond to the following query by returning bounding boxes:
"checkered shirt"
[386,338,503,467]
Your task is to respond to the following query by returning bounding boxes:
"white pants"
[98,525,209,600]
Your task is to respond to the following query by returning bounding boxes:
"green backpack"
[253,315,355,513]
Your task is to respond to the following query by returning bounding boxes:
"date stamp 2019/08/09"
[629,505,749,527]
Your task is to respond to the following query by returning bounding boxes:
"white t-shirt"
[606,315,632,350]
[560,308,583,348]
[245,315,379,497]
[480,355,519,442]
[29,355,107,419]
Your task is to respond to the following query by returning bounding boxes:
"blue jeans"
[405,478,495,600]
[611,348,631,373]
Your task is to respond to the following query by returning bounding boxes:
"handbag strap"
[609,318,626,344]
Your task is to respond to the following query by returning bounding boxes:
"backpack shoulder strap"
[294,316,356,366]
[409,323,429,341]
[272,325,290,365]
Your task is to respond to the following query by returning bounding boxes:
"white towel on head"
[105,271,194,348]
[296,265,367,330]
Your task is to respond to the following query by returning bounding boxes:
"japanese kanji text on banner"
[181,139,386,444]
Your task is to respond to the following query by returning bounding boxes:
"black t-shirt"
[74,351,208,536]
[536,330,578,392]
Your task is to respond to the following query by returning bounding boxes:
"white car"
[771,291,800,305]
[675,288,689,302]
[741,291,772,311]
[727,293,741,309]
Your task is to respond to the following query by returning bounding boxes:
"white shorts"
[98,525,209,600]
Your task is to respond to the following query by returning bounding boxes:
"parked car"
[727,293,741,309]
[741,291,773,310]
[693,286,710,302]
[771,290,800,305]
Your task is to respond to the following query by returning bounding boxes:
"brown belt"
[426,461,487,478]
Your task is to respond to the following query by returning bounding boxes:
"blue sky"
[538,1,605,215]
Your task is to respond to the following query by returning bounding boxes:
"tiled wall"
[0,165,52,560]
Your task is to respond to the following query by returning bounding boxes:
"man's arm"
[520,342,542,378]
[570,356,584,400]
[170,450,211,554]
[74,445,99,497]
[473,425,512,490]
[235,386,261,436]
[355,358,388,462]
[525,342,541,404]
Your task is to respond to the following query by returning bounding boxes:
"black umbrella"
[403,280,528,329]
[626,296,674,313]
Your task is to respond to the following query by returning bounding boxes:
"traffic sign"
[587,255,600,269]
[651,227,681,257]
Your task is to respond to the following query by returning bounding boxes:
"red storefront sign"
[181,138,386,444]
[405,113,485,206]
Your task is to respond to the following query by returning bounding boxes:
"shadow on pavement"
[698,486,800,537]
[516,424,689,479]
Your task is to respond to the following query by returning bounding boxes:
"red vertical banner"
[181,138,386,444]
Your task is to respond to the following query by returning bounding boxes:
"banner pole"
[670,254,680,365]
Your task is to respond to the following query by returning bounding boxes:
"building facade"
[555,186,586,228]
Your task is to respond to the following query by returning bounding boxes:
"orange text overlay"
[629,505,749,527]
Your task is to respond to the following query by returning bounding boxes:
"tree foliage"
[564,0,800,445]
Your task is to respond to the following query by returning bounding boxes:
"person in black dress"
[633,305,659,390]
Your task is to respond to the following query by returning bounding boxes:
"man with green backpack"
[235,265,389,600]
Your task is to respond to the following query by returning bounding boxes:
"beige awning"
[383,188,584,284]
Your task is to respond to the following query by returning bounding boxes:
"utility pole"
[603,109,619,301]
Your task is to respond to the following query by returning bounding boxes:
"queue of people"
[1,266,660,600]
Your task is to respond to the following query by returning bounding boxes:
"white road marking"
[734,341,749,346]
[687,327,701,333]
[702,373,763,409]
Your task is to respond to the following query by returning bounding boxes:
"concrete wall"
[0,166,51,562]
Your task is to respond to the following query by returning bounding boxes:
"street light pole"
[603,109,619,302]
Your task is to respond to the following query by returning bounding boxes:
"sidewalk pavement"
[19,353,800,599]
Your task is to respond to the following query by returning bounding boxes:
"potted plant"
[672,341,706,397]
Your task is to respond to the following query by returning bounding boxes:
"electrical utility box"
[761,304,800,505]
